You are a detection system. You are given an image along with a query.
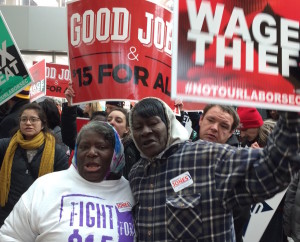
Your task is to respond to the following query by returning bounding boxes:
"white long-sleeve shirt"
[0,165,135,242]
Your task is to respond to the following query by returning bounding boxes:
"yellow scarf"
[0,130,55,207]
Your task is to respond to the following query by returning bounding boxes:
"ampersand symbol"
[127,46,139,61]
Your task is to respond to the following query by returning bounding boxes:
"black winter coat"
[0,137,69,226]
[122,135,140,179]
[61,103,85,150]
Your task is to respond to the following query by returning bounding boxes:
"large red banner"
[67,0,176,108]
[172,0,300,111]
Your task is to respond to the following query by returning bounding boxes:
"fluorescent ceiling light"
[33,0,58,6]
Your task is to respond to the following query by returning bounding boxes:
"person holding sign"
[128,97,300,241]
[0,103,68,227]
[195,104,248,242]
[243,119,287,242]
[61,83,106,151]
[0,121,135,241]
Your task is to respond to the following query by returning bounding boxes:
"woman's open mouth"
[142,139,156,148]
[84,163,101,172]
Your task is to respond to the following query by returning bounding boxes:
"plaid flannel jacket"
[129,112,300,241]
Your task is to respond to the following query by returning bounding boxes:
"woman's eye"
[79,145,89,150]
[149,122,158,126]
[132,125,141,130]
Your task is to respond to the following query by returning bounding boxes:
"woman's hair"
[18,102,51,134]
[76,121,115,148]
[39,98,60,130]
[131,98,167,127]
[257,119,276,147]
[90,111,107,121]
[87,102,103,117]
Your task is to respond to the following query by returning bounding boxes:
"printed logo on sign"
[58,194,135,241]
[170,171,193,192]
[116,201,132,212]
[0,40,20,85]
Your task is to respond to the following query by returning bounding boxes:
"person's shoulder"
[118,177,135,201]
[9,100,29,113]
[0,138,11,146]
[124,140,140,157]
[35,168,70,186]
[23,169,71,200]
[52,125,61,134]
[226,134,239,147]
[0,113,18,126]
[184,139,230,152]
[119,176,130,185]
[128,158,145,180]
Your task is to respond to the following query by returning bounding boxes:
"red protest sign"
[67,0,174,108]
[29,59,46,102]
[181,102,206,112]
[46,63,70,98]
[76,117,89,133]
[172,0,300,111]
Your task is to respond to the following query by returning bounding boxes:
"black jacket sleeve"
[188,112,201,132]
[122,139,141,179]
[54,143,69,170]
[0,138,10,167]
[61,103,78,150]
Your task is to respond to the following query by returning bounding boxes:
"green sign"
[0,11,32,105]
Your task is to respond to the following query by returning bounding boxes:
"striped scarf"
[0,130,55,207]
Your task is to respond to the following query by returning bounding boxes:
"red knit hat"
[237,107,263,130]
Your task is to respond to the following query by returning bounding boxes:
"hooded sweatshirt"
[127,97,299,242]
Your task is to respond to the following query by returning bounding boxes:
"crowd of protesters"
[0,84,299,242]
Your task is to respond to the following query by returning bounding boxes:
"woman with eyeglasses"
[0,102,69,227]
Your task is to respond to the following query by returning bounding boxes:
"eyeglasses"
[20,117,41,124]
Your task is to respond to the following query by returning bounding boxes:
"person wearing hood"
[128,97,300,242]
[0,121,135,241]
